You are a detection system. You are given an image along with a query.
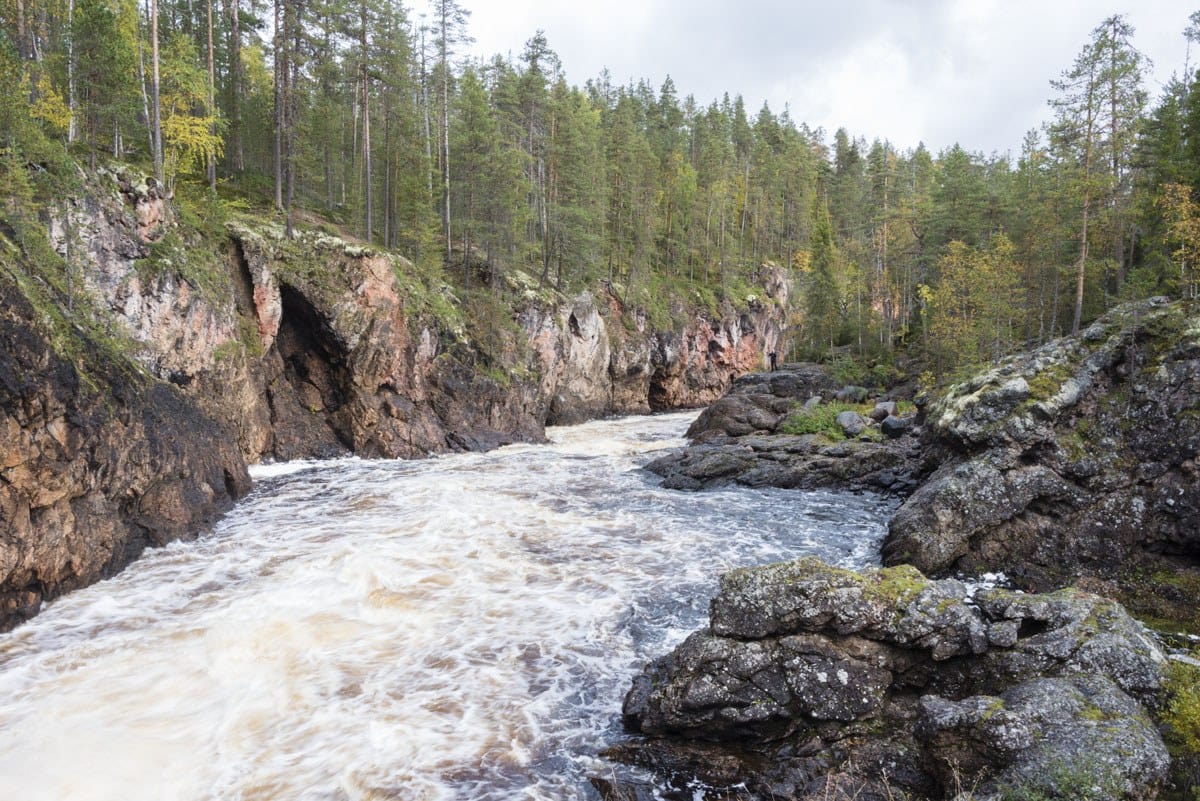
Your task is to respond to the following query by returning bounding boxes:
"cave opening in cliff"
[648,367,671,411]
[276,284,350,418]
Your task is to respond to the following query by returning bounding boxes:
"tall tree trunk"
[137,0,153,162]
[361,0,371,242]
[383,128,391,248]
[439,1,451,261]
[273,0,283,211]
[150,0,163,185]
[225,0,243,171]
[67,0,76,143]
[284,0,298,239]
[1073,187,1090,335]
[1072,72,1098,335]
[420,26,433,199]
[206,0,216,188]
[441,60,451,260]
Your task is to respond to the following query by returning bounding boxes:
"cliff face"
[0,167,786,628]
[48,168,787,466]
[0,274,250,631]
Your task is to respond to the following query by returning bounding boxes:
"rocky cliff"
[881,298,1200,629]
[0,271,249,631]
[49,167,787,465]
[1,165,787,629]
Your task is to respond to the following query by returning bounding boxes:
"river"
[0,411,893,801]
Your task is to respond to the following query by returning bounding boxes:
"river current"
[0,411,893,801]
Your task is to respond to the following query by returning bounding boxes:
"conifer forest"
[3,1,1200,382]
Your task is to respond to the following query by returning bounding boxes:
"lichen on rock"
[614,557,1169,800]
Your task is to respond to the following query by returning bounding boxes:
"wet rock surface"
[614,558,1169,800]
[647,364,923,494]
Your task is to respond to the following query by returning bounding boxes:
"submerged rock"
[615,557,1168,800]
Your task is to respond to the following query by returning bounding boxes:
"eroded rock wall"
[47,170,788,465]
[0,276,250,631]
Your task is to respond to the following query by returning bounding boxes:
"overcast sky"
[464,0,1195,157]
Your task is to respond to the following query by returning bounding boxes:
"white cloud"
[464,0,1195,154]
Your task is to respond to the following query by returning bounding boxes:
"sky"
[464,0,1196,157]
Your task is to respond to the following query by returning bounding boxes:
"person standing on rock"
[768,351,778,371]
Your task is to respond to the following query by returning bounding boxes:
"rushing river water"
[0,411,893,801]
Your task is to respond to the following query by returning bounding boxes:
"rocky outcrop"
[523,284,787,428]
[47,168,788,465]
[881,298,1200,625]
[645,365,923,494]
[613,557,1169,801]
[0,274,250,632]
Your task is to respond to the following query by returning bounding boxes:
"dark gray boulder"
[835,410,868,437]
[615,558,1168,801]
[880,413,915,439]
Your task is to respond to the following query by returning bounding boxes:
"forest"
[3,0,1200,384]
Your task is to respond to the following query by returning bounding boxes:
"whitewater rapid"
[0,411,893,801]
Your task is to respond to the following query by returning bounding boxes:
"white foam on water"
[0,411,894,801]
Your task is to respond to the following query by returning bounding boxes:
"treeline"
[3,1,1200,380]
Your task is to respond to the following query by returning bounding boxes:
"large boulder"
[835,410,868,437]
[615,557,1169,801]
[645,433,920,494]
[685,363,837,440]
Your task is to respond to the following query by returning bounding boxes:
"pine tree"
[806,195,840,357]
[431,0,470,260]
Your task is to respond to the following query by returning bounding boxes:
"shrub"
[778,402,863,440]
